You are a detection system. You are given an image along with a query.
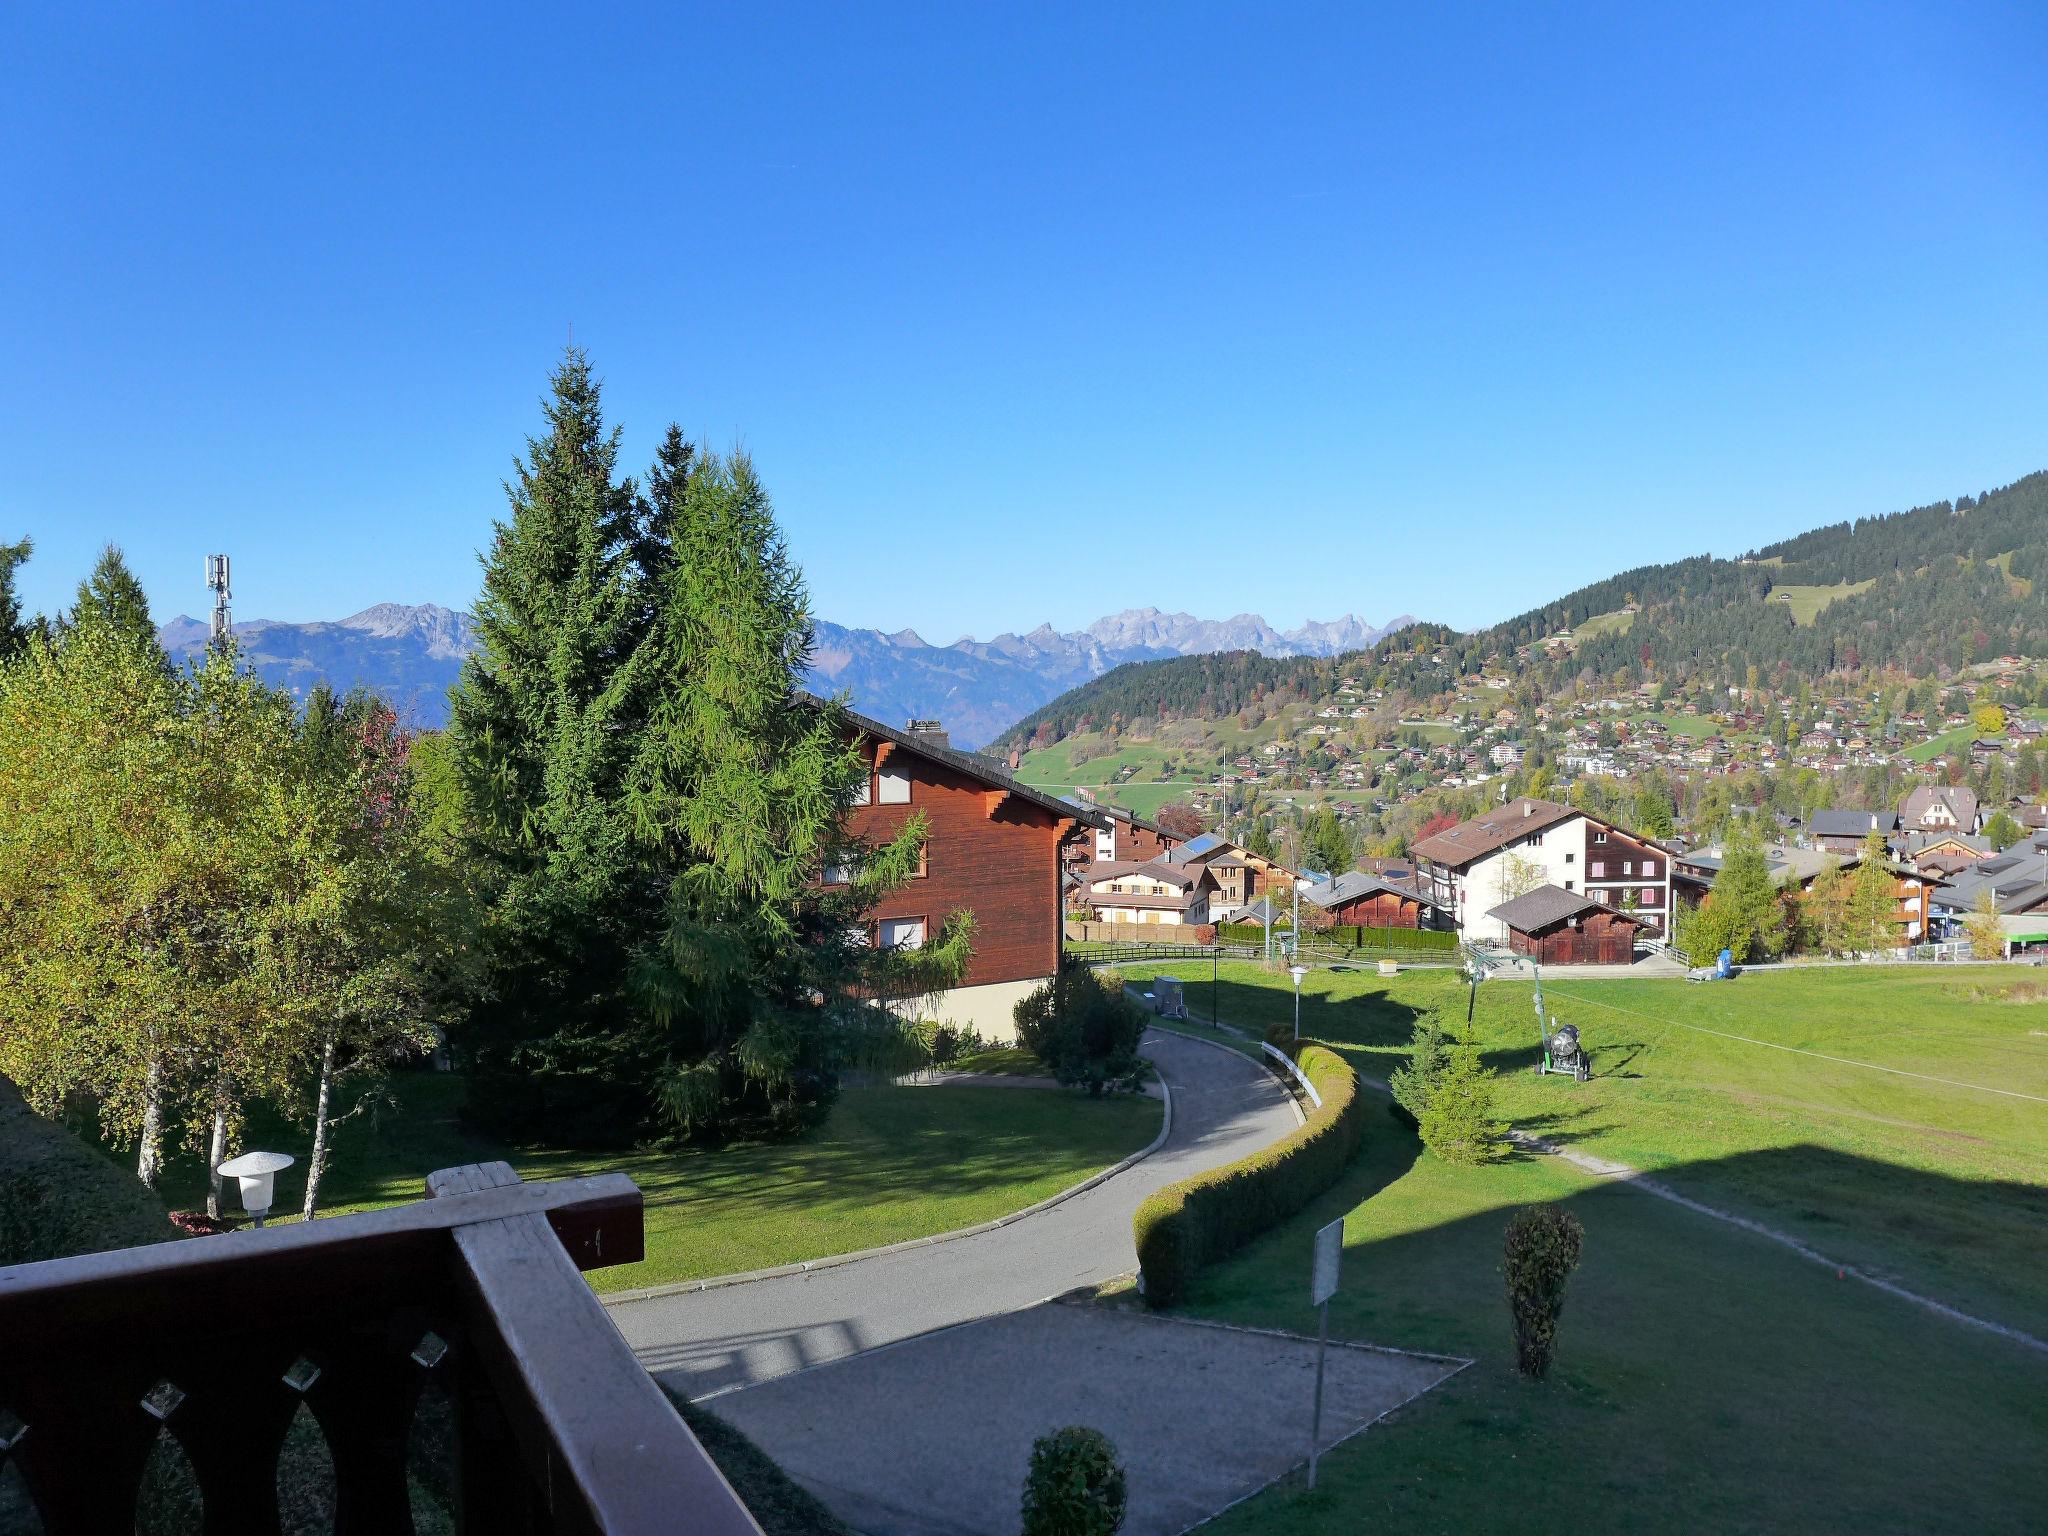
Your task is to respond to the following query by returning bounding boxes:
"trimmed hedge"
[1214,922,1456,955]
[1133,1042,1366,1307]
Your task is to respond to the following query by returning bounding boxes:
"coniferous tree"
[626,444,956,1136]
[1846,833,1898,954]
[447,351,663,1143]
[67,544,160,654]
[0,537,32,658]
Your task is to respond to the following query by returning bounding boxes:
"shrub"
[1021,1426,1127,1536]
[1134,1043,1365,1306]
[1503,1205,1584,1378]
[1386,1008,1455,1123]
[1014,966,1148,1096]
[1417,1038,1506,1165]
[1388,1010,1502,1164]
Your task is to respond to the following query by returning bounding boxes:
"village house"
[832,711,1103,1040]
[1060,800,1184,885]
[1810,808,1900,854]
[1486,885,1646,965]
[1302,869,1449,930]
[1080,858,1213,926]
[1899,785,1981,835]
[1167,831,1298,916]
[1412,798,1675,941]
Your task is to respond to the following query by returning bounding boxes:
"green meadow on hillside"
[1124,960,2048,1534]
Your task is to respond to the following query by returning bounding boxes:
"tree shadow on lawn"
[1186,1130,2048,1536]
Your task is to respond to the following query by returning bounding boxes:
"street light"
[1289,962,1309,1042]
[217,1150,293,1228]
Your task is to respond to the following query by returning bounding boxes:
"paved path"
[713,1302,1463,1536]
[609,1028,1300,1399]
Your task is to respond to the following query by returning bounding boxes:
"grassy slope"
[0,1075,176,1264]
[1141,961,2048,1336]
[1906,724,1979,763]
[137,1074,1159,1293]
[1770,578,1877,625]
[1124,961,2046,1534]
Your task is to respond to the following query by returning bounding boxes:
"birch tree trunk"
[136,1056,164,1191]
[205,1084,229,1220]
[301,1040,336,1221]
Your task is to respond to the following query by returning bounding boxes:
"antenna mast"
[205,554,232,653]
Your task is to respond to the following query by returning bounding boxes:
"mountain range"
[157,604,1410,744]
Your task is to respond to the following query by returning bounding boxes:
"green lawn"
[135,1073,1160,1293]
[1906,724,1978,763]
[1141,960,2048,1336]
[1768,578,1875,625]
[1127,960,2047,1533]
[1571,608,1634,641]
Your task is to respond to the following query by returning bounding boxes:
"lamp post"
[1290,963,1309,1042]
[217,1150,293,1228]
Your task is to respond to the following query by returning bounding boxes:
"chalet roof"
[1899,785,1978,829]
[1810,809,1898,839]
[1486,884,1640,933]
[1086,859,1201,891]
[1306,870,1449,913]
[1412,799,1579,867]
[823,699,1108,829]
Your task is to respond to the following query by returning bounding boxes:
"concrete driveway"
[608,1029,1299,1399]
[710,1301,1464,1536]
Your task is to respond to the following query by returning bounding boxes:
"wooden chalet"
[1303,869,1448,930]
[1487,884,1645,966]
[830,709,1103,1040]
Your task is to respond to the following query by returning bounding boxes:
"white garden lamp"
[217,1150,293,1227]
[1289,962,1309,1042]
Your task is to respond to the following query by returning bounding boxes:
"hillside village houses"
[1412,798,1675,942]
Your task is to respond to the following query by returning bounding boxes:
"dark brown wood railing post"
[2,1164,758,1536]
[427,1162,763,1536]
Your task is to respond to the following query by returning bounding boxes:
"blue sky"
[4,3,2045,641]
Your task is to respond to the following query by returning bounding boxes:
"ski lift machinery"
[1531,962,1590,1082]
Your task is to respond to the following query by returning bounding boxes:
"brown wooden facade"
[1504,907,1644,965]
[838,726,1075,990]
[1318,888,1429,928]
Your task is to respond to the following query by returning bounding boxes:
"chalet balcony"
[0,1163,762,1535]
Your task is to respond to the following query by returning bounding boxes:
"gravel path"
[608,1028,1301,1399]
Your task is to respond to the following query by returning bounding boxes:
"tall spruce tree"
[626,444,959,1137]
[448,351,664,1143]
[67,545,161,654]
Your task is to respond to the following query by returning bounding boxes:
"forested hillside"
[996,473,2048,752]
[1481,471,2048,685]
[995,625,1460,751]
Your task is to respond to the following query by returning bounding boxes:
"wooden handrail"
[0,1163,764,1536]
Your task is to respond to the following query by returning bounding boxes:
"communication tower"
[205,554,232,652]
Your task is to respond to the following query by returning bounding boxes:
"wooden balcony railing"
[0,1162,763,1535]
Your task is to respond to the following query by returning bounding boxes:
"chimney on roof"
[1523,801,1535,817]
[906,719,949,750]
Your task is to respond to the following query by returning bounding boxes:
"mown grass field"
[134,1074,1159,1293]
[1570,607,1634,641]
[1127,959,2048,1533]
[1769,577,1876,624]
[1906,723,1980,763]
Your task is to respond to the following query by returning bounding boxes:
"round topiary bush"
[1021,1425,1127,1536]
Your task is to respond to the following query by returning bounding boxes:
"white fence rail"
[1262,1042,1322,1109]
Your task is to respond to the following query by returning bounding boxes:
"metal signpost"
[1307,1217,1344,1488]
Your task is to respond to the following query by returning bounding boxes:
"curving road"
[608,1029,1299,1400]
